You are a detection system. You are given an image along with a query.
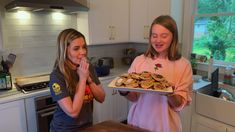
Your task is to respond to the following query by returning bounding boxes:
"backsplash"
[0,10,77,78]
[87,43,147,67]
[0,6,147,79]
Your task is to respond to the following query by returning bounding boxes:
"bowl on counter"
[95,65,110,77]
[98,57,114,69]
[193,75,202,82]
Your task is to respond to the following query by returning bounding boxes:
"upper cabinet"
[78,0,184,45]
[0,13,3,51]
[77,0,129,45]
[130,0,171,43]
[129,0,183,43]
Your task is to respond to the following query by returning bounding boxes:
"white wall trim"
[181,0,195,59]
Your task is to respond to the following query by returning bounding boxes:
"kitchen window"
[191,0,235,68]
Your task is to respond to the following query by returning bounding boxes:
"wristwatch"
[119,91,130,96]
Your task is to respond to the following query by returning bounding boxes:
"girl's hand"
[77,57,89,82]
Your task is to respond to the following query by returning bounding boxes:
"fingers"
[77,57,90,80]
[79,57,89,70]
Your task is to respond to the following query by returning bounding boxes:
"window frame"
[182,0,235,73]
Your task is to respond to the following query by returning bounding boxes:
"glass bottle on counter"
[223,65,232,85]
[208,56,213,81]
[232,72,235,86]
[0,72,12,90]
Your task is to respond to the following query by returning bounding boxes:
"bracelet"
[166,93,174,97]
[119,91,130,96]
[87,79,93,85]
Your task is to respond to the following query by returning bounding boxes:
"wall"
[0,11,77,77]
[88,43,147,67]
[0,1,148,79]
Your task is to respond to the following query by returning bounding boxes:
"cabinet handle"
[40,111,55,117]
[112,89,117,95]
[144,25,149,39]
[109,26,115,40]
[37,105,57,117]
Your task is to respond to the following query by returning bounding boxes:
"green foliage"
[198,0,235,14]
[193,0,235,62]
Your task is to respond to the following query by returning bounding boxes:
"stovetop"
[15,74,50,93]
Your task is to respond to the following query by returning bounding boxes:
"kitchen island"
[80,120,150,132]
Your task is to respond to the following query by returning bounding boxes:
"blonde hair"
[54,28,87,94]
[144,15,181,60]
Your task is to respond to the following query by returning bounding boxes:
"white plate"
[108,77,173,95]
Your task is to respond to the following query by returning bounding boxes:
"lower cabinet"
[0,99,27,132]
[180,104,193,132]
[93,77,129,124]
[227,126,235,132]
[25,96,38,132]
[191,114,231,132]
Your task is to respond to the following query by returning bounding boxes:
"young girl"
[120,15,193,132]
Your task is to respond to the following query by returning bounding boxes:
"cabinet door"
[0,14,3,50]
[191,115,226,132]
[129,0,148,43]
[110,0,129,43]
[112,86,128,122]
[88,0,111,44]
[93,78,114,124]
[130,0,171,43]
[25,97,38,132]
[87,0,129,45]
[227,126,235,132]
[0,100,27,132]
[93,77,128,124]
[148,0,170,23]
[180,104,193,132]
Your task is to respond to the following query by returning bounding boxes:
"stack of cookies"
[115,71,171,90]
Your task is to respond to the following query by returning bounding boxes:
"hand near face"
[77,57,89,82]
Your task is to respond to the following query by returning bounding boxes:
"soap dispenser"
[208,56,213,81]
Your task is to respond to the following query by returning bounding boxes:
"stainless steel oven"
[35,95,57,132]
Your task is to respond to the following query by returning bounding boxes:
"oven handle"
[41,111,55,117]
[37,106,57,118]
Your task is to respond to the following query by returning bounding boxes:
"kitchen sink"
[196,84,235,127]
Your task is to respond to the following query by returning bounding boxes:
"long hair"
[54,28,87,94]
[144,15,181,60]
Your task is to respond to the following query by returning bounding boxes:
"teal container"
[0,72,12,90]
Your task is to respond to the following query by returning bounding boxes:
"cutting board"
[15,74,49,87]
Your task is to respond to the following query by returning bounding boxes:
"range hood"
[5,0,89,13]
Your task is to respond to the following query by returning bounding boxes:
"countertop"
[0,67,129,104]
[0,66,210,104]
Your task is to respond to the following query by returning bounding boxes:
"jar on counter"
[232,72,235,86]
[224,65,232,85]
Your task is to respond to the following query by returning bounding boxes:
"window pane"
[192,15,235,62]
[197,0,235,14]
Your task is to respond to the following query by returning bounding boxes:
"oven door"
[35,95,56,132]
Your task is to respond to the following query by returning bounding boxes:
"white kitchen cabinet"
[93,77,128,124]
[129,0,171,43]
[191,115,227,132]
[227,126,235,132]
[25,97,38,132]
[0,13,3,50]
[0,100,27,132]
[180,100,193,132]
[78,0,129,45]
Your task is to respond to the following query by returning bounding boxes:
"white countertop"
[0,67,210,104]
[193,79,210,91]
[0,67,129,104]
